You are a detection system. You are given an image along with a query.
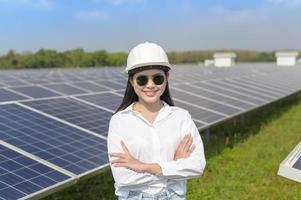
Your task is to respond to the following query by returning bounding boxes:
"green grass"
[42,94,301,200]
[188,95,301,200]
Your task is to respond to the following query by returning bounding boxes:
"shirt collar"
[119,100,173,123]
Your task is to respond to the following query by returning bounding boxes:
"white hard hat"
[125,42,171,74]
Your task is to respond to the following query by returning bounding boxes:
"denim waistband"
[127,188,179,200]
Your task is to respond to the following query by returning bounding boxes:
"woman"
[107,42,206,200]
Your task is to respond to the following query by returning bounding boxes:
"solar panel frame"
[278,141,301,183]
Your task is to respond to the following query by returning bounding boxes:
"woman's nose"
[145,79,155,88]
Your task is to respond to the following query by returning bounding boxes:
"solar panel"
[25,79,50,85]
[207,80,274,101]
[243,76,296,93]
[71,81,109,92]
[171,88,242,116]
[114,90,125,95]
[22,98,112,137]
[0,104,109,175]
[293,157,301,170]
[0,75,13,81]
[0,88,28,102]
[191,82,266,105]
[230,77,289,95]
[94,80,125,90]
[76,92,123,111]
[0,143,72,200]
[278,141,301,183]
[193,121,206,129]
[173,99,226,124]
[9,86,61,99]
[1,80,29,87]
[176,84,255,109]
[222,79,282,98]
[43,83,88,95]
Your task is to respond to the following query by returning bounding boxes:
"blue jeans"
[125,188,185,200]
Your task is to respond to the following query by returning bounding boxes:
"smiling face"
[130,69,169,105]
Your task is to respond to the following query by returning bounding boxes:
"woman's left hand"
[110,141,146,173]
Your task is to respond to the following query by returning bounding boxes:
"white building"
[275,51,299,66]
[204,59,214,66]
[213,53,237,67]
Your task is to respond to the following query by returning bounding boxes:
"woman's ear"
[166,71,169,80]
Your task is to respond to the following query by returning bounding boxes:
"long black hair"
[115,66,175,113]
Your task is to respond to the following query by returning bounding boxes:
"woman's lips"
[144,91,157,97]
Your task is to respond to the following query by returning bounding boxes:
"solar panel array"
[1,63,301,199]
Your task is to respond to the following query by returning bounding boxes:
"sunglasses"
[135,74,166,86]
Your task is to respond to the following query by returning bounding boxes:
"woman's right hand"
[174,134,196,160]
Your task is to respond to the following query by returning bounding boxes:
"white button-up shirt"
[107,101,206,198]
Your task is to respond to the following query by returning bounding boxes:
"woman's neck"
[134,100,163,113]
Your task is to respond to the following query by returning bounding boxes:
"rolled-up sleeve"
[107,115,154,187]
[158,111,206,180]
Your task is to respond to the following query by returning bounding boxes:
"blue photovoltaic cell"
[207,80,274,101]
[0,75,13,81]
[192,82,266,105]
[0,88,28,102]
[76,92,122,111]
[176,84,254,109]
[1,80,29,87]
[174,99,226,123]
[171,89,241,116]
[94,80,125,90]
[114,78,127,85]
[10,86,61,99]
[44,83,88,95]
[0,144,71,200]
[25,79,50,85]
[23,98,112,136]
[71,81,109,92]
[0,104,109,175]
[293,156,301,170]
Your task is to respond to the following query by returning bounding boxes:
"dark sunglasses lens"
[136,75,148,86]
[153,75,165,85]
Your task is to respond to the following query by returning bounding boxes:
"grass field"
[188,94,301,200]
[42,94,301,200]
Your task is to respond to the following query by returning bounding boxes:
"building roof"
[275,51,299,57]
[213,52,237,58]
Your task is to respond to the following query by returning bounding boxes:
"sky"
[0,0,301,54]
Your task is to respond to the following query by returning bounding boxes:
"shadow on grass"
[203,92,301,159]
[42,167,117,200]
[42,92,301,200]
